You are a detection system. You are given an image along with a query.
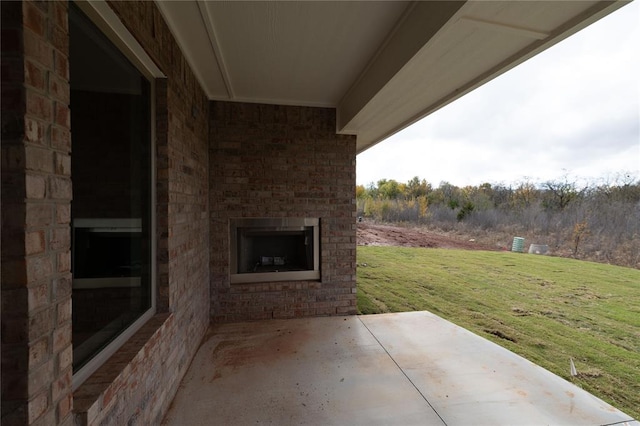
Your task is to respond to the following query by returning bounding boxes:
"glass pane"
[69,4,152,372]
[237,227,315,273]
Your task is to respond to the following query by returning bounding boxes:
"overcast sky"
[356,1,640,188]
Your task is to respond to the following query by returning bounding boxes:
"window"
[69,3,156,388]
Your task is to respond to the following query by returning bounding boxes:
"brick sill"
[72,313,173,425]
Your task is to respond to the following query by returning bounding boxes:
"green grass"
[357,246,640,420]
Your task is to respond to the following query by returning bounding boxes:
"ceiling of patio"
[155,1,628,153]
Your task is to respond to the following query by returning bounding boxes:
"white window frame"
[71,0,166,391]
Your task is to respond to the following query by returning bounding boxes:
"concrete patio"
[162,311,636,425]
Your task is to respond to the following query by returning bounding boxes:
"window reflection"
[70,4,152,372]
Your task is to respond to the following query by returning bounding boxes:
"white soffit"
[155,1,229,98]
[156,0,411,107]
[344,0,629,153]
[154,0,629,153]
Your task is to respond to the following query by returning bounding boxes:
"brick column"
[1,1,73,425]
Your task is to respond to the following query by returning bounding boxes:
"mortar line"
[358,316,448,426]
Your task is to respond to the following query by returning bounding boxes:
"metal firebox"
[230,218,320,284]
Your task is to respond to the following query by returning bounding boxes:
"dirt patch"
[484,329,517,343]
[357,221,498,251]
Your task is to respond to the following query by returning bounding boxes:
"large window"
[69,3,154,387]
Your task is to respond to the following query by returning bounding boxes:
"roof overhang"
[154,0,630,154]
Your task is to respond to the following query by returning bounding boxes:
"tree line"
[356,174,640,268]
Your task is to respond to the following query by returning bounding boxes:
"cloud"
[357,2,640,188]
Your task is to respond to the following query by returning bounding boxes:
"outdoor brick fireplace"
[230,218,320,284]
[209,101,357,321]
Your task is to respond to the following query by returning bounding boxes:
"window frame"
[71,0,165,391]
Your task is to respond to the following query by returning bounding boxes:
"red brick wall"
[1,1,73,425]
[210,102,357,322]
[71,1,211,425]
[2,1,210,425]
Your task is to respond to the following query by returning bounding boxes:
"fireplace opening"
[230,218,320,284]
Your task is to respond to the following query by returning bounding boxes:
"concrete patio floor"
[162,311,637,425]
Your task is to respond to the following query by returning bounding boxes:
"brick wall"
[2,1,210,425]
[210,102,358,322]
[71,1,211,424]
[1,1,73,425]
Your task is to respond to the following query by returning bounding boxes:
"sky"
[356,1,640,188]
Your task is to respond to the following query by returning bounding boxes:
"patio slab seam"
[357,316,447,426]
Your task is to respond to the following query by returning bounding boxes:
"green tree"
[406,176,431,198]
[378,179,402,199]
[456,201,475,221]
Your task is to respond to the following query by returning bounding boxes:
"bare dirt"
[357,221,498,251]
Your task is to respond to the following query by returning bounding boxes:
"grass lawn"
[357,246,640,420]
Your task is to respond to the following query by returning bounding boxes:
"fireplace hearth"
[230,218,320,284]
